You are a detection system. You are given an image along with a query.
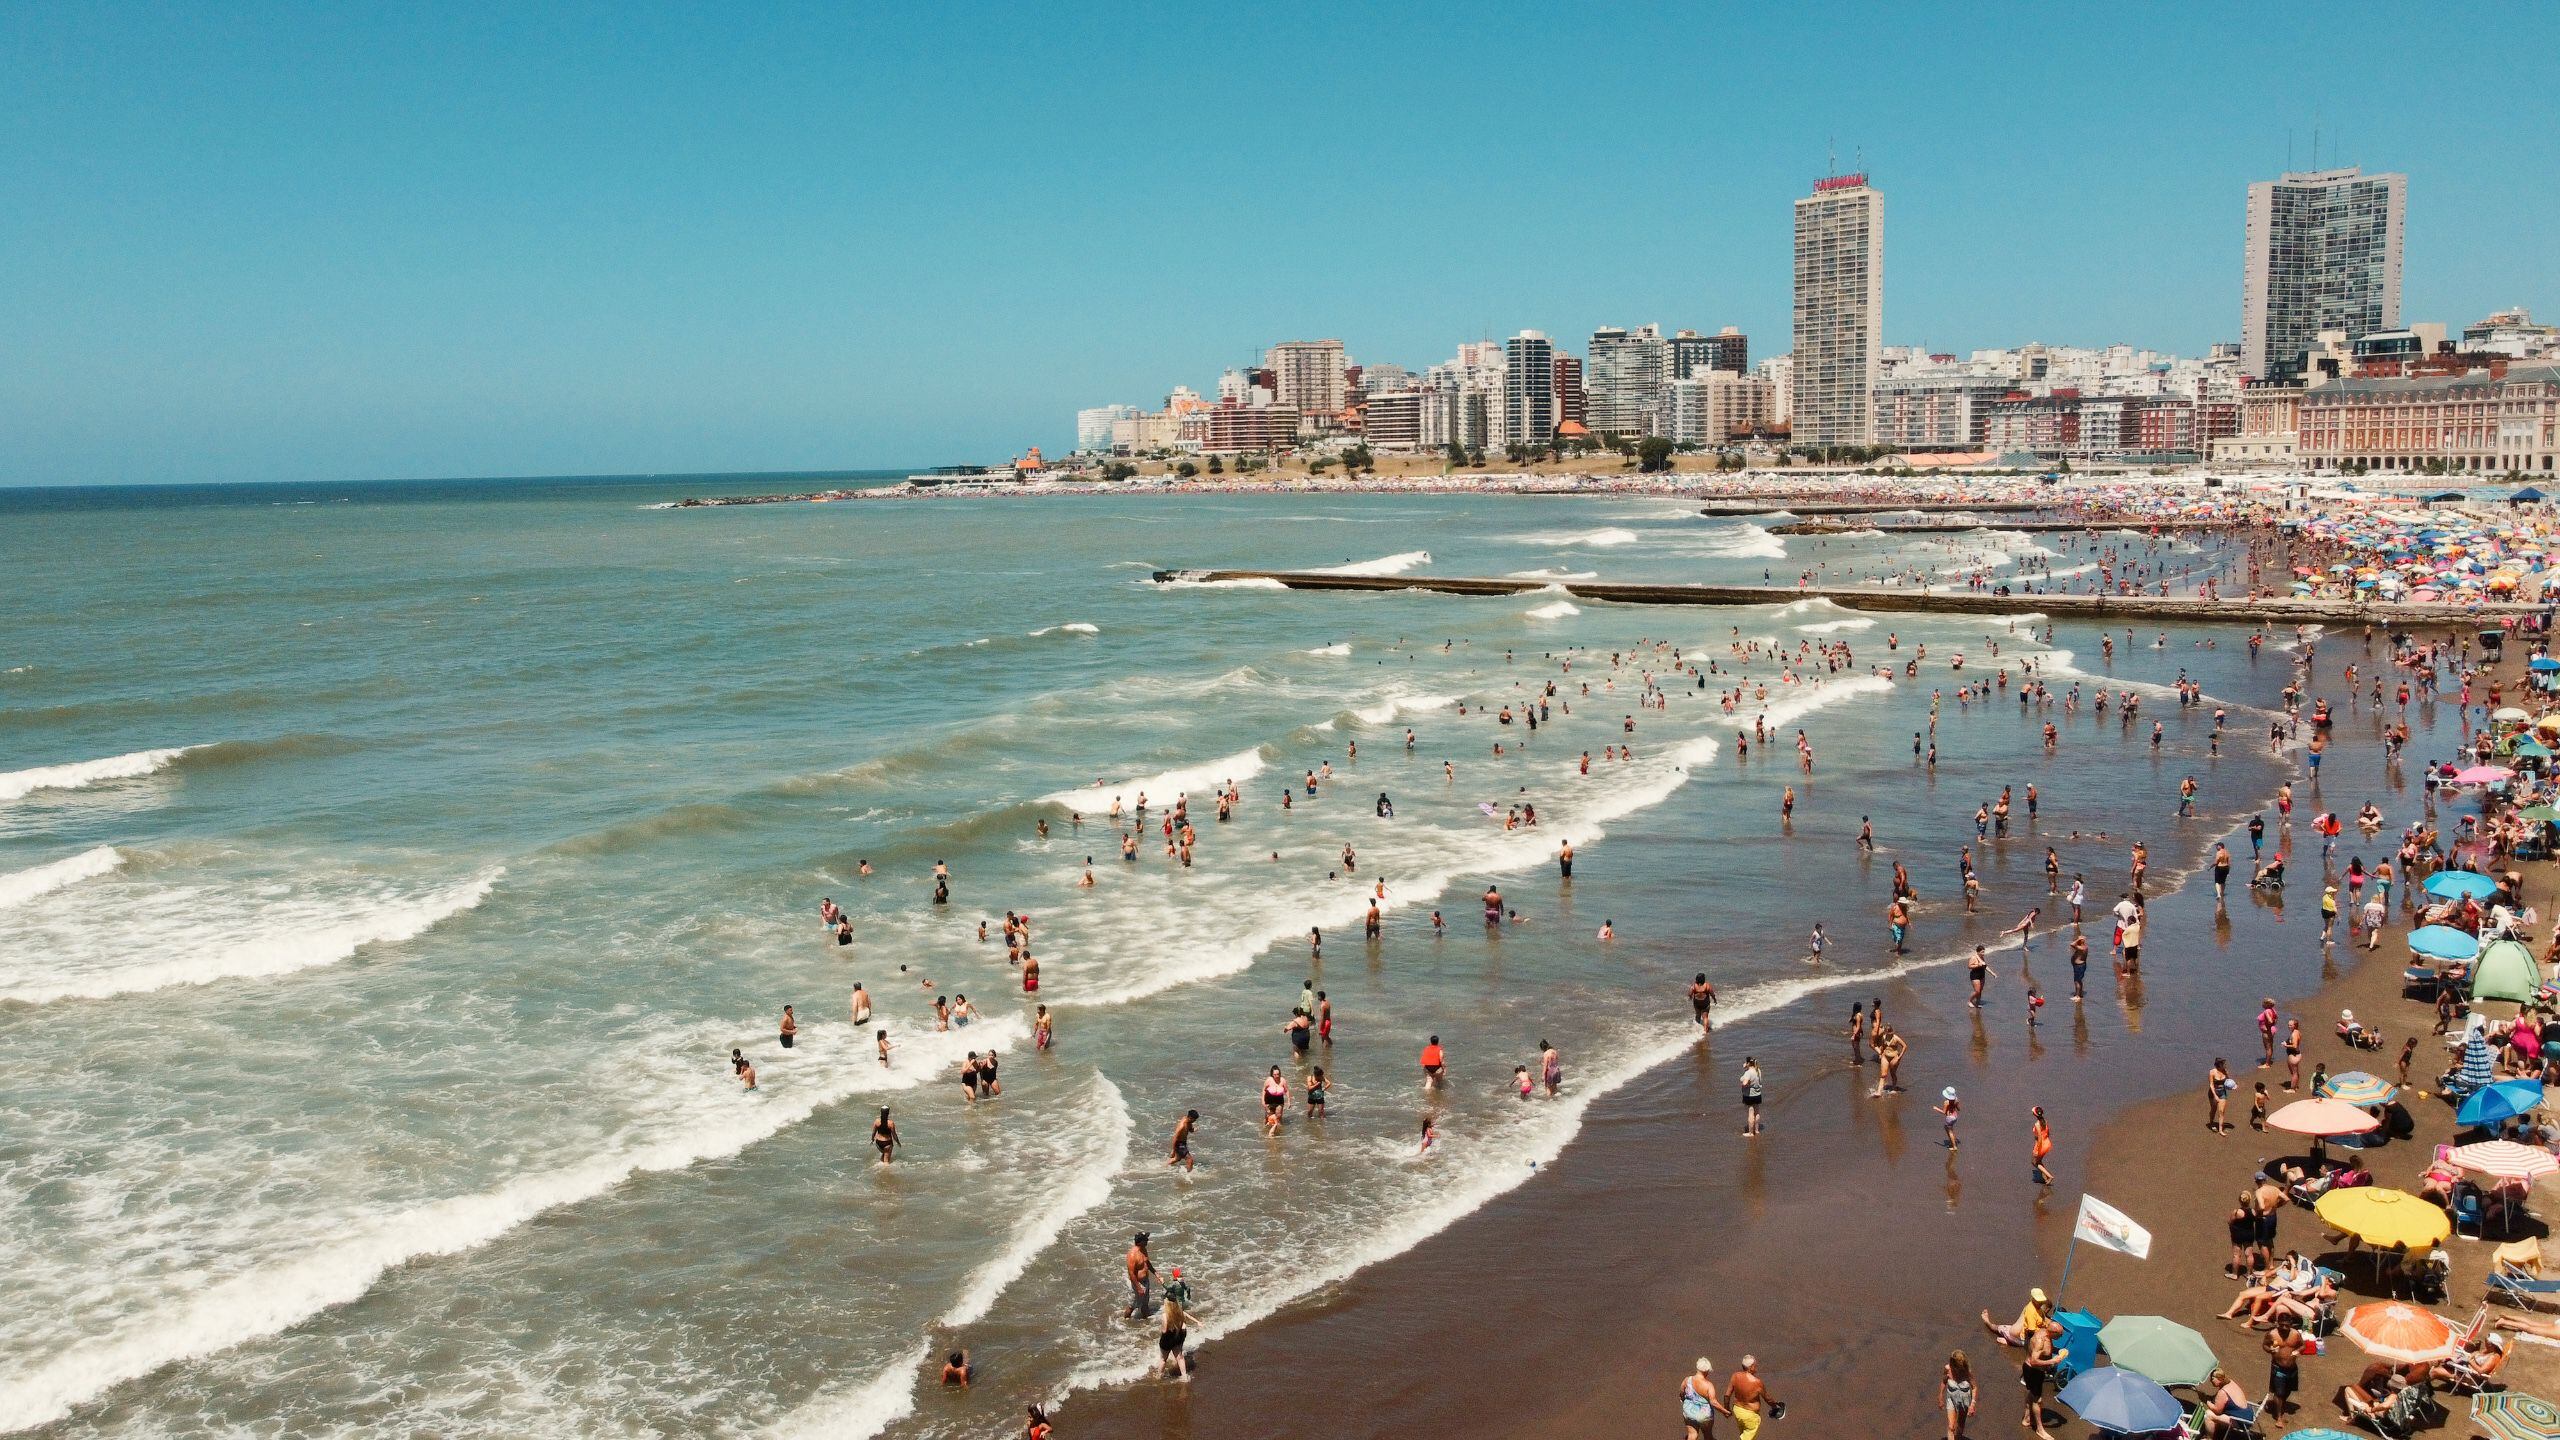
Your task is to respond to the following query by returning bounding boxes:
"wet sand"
[1067,624,2554,1437]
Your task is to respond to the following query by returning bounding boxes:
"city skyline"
[5,3,2556,486]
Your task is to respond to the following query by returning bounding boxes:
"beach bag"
[1682,1382,1716,1424]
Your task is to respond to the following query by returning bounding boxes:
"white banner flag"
[2073,1193,2152,1260]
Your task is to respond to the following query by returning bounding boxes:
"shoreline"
[1061,619,2556,1437]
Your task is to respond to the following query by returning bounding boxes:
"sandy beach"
[1068,618,2560,1438]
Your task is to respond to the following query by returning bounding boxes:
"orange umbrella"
[2267,1098,2384,1137]
[2341,1302,2458,1364]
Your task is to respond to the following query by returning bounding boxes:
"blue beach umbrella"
[2535,658,2560,673]
[2425,871,2501,902]
[2056,1366,2183,1435]
[2460,1078,2547,1130]
[2411,925,2483,961]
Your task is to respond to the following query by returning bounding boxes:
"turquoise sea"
[0,479,2285,1437]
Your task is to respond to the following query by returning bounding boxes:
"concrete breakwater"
[1152,568,2532,626]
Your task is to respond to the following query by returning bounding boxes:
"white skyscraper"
[1586,324,1671,436]
[1501,331,1557,448]
[1791,173,1883,448]
[2240,167,2406,380]
[1075,404,1139,454]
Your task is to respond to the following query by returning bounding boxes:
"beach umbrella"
[2315,1187,2453,1249]
[2475,1391,2560,1440]
[2458,765,2519,785]
[2056,1366,2182,1435]
[2097,1315,2219,1388]
[2411,925,2483,962]
[2269,1098,2384,1137]
[2473,939,2545,1004]
[2425,871,2501,901]
[2450,1140,2560,1184]
[2341,1301,2459,1364]
[2459,1034,2503,1092]
[2280,1431,2361,1440]
[2499,707,2536,723]
[2532,658,2560,673]
[2460,1078,2547,1129]
[2520,805,2560,823]
[2519,741,2556,761]
[2322,1071,2400,1108]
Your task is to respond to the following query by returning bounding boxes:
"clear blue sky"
[5,3,2553,485]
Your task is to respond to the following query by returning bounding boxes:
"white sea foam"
[1521,527,1640,548]
[941,1073,1130,1328]
[1158,576,1286,590]
[1797,618,1875,634]
[1695,524,1787,559]
[1303,642,1353,656]
[0,867,503,1006]
[1526,601,1581,620]
[0,846,122,910]
[1052,838,1960,1412]
[1027,623,1101,637]
[1048,675,1890,1012]
[0,747,194,804]
[1038,746,1268,810]
[0,1016,1022,1435]
[1305,550,1430,577]
[763,1342,931,1440]
[1506,567,1599,581]
[1347,692,1460,726]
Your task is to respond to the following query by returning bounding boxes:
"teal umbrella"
[2411,925,2483,961]
[2097,1314,2220,1387]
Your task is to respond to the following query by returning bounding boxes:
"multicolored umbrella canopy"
[2341,1301,2457,1364]
[2322,1071,2400,1108]
[2315,1188,2453,1249]
[2096,1315,2219,1387]
[2475,1391,2560,1440]
[2450,1140,2560,1183]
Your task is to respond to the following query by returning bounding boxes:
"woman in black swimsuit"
[872,1107,899,1164]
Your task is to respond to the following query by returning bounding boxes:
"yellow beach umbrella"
[2316,1187,2453,1249]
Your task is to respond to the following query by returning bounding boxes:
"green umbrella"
[2474,938,2546,1004]
[2524,805,2560,823]
[2097,1314,2220,1387]
[2475,1390,2560,1440]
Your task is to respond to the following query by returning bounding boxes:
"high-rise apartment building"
[1076,404,1139,453]
[1791,174,1883,448]
[1586,324,1670,436]
[1265,340,1348,417]
[1502,331,1557,447]
[1672,327,1749,378]
[2241,167,2406,381]
[1660,372,1775,446]
[1553,354,1587,430]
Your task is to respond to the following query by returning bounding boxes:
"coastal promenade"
[1766,518,2255,536]
[1155,568,2537,626]
[1697,499,2056,517]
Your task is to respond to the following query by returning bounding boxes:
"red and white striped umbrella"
[2452,1140,2560,1183]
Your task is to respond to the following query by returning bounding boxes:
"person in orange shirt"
[1419,1035,1445,1090]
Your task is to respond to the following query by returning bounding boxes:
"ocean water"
[0,481,2292,1438]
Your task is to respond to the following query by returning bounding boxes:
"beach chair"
[2187,1397,2264,1437]
[2353,1379,2439,1439]
[2455,1188,2488,1239]
[2412,1246,2452,1304]
[2488,1262,2560,1309]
